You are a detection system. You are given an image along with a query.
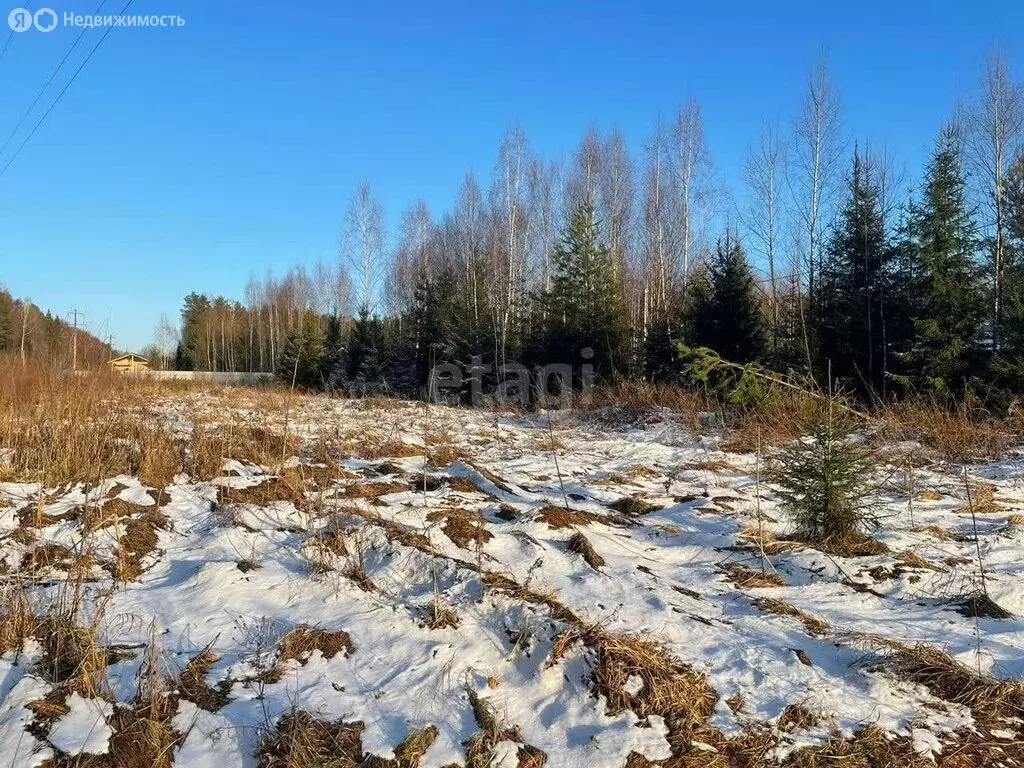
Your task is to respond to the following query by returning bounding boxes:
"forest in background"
[149,53,1024,407]
[0,288,109,370]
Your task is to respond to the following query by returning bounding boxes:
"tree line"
[169,51,1024,408]
[0,288,109,369]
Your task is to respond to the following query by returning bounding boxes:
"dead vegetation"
[609,496,661,515]
[426,508,493,550]
[177,649,231,711]
[753,598,829,637]
[852,634,1024,726]
[566,530,605,570]
[422,595,460,630]
[719,561,787,589]
[278,625,354,664]
[535,505,603,529]
[879,400,1013,461]
[258,711,365,768]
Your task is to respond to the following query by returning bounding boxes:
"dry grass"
[258,710,364,768]
[362,726,440,768]
[608,496,661,516]
[720,392,814,453]
[588,630,718,740]
[566,531,605,570]
[854,634,1024,726]
[753,598,829,637]
[278,625,354,664]
[339,480,410,500]
[897,551,946,572]
[879,400,1013,461]
[422,596,460,630]
[1008,513,1024,526]
[719,562,787,589]
[811,530,889,557]
[913,524,953,541]
[106,509,168,581]
[955,481,1002,515]
[778,702,820,733]
[426,508,493,550]
[178,649,231,711]
[535,506,603,529]
[579,382,708,430]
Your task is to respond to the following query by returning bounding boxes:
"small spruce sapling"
[769,399,879,553]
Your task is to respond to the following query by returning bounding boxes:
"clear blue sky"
[0,0,1019,351]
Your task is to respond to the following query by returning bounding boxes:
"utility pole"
[68,308,84,372]
[105,334,114,361]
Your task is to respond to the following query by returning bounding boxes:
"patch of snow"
[47,694,113,756]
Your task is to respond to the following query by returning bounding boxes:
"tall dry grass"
[0,358,303,489]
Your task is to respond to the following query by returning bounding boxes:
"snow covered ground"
[1,393,1023,766]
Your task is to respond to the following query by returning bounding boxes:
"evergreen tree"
[178,292,211,371]
[1000,155,1024,360]
[411,267,470,390]
[899,126,985,395]
[816,151,897,398]
[276,314,325,388]
[0,296,11,353]
[322,314,346,389]
[684,235,767,364]
[540,200,624,382]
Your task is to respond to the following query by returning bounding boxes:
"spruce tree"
[816,151,896,397]
[321,314,346,389]
[542,200,624,381]
[684,235,767,364]
[899,126,985,395]
[276,315,325,389]
[999,155,1024,361]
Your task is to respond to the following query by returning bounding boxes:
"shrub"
[769,401,877,548]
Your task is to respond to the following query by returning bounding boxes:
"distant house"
[108,353,150,374]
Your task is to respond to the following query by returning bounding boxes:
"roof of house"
[108,353,150,364]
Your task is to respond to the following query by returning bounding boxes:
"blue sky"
[0,0,1020,351]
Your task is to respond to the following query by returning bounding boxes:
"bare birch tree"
[600,128,635,282]
[671,97,715,297]
[964,48,1024,348]
[744,121,787,336]
[789,58,843,367]
[342,182,386,316]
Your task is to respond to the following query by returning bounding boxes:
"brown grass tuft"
[719,562,787,589]
[535,506,602,529]
[608,496,661,516]
[857,635,1024,725]
[566,531,605,570]
[426,508,492,550]
[880,401,1011,461]
[778,703,819,733]
[590,631,718,736]
[753,598,829,637]
[258,710,365,768]
[422,596,460,630]
[178,649,231,711]
[278,625,354,665]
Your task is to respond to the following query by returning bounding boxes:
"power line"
[0,0,134,181]
[0,0,110,162]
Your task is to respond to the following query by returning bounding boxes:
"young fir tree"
[321,314,346,390]
[769,399,879,552]
[899,126,985,395]
[276,315,325,389]
[542,200,624,381]
[815,150,896,398]
[684,234,767,364]
[411,267,470,390]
